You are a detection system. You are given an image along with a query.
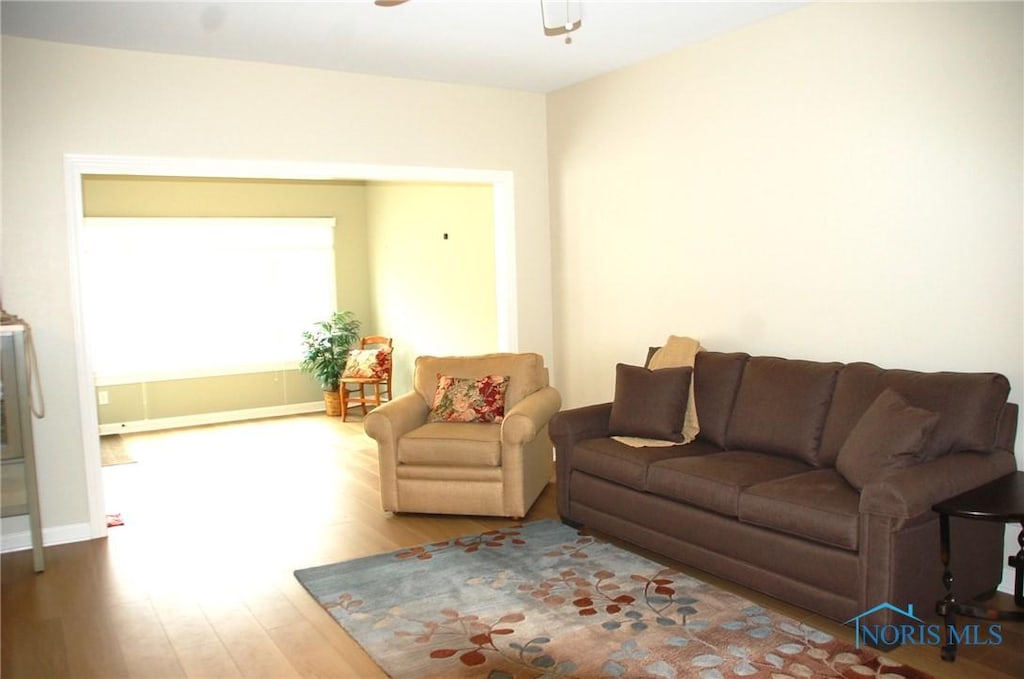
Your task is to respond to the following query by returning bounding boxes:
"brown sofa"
[551,350,1019,634]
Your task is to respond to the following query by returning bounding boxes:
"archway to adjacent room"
[64,154,518,538]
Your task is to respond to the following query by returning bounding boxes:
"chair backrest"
[342,333,393,383]
[413,352,548,410]
[359,336,393,380]
[361,335,393,350]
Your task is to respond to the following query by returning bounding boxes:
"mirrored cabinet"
[1,319,45,572]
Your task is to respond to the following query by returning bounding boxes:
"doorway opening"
[65,154,519,538]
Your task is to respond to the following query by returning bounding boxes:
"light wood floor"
[2,414,1021,678]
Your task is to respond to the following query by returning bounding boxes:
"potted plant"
[300,310,361,416]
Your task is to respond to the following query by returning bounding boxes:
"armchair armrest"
[364,391,430,444]
[549,402,613,449]
[502,386,562,445]
[859,449,1017,525]
[364,392,430,512]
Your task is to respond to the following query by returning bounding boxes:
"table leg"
[1012,522,1024,608]
[936,512,958,662]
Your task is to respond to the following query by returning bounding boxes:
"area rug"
[295,520,931,678]
[100,434,135,466]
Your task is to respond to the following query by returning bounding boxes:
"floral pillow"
[428,374,510,423]
[342,348,392,379]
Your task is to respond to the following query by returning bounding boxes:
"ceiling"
[1,1,804,93]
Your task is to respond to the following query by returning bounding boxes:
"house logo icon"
[844,602,924,649]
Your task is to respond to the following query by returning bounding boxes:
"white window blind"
[81,217,336,384]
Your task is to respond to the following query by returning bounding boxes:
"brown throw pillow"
[835,388,940,490]
[608,363,692,443]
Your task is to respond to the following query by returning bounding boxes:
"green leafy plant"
[299,311,361,391]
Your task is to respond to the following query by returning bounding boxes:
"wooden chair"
[339,336,394,421]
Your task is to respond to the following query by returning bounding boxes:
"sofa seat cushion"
[647,451,813,517]
[398,423,501,466]
[738,469,861,551]
[571,438,718,491]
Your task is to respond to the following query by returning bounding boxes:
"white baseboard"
[1,520,94,553]
[98,401,325,435]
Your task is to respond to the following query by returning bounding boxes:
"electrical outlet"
[98,390,110,406]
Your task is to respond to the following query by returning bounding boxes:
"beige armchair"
[364,352,561,519]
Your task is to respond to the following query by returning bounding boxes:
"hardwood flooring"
[2,414,1021,678]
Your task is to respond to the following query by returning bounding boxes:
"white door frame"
[63,153,518,538]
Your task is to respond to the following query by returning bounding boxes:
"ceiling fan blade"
[374,0,410,6]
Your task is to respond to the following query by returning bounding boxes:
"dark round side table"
[932,470,1024,662]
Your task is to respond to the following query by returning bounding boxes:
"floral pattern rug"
[294,520,931,678]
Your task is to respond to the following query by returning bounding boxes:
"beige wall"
[547,1,1023,571]
[97,372,323,425]
[366,182,497,395]
[547,1,1023,434]
[1,36,551,538]
[97,371,323,424]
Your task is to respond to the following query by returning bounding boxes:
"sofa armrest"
[549,402,613,449]
[859,448,1018,524]
[551,403,613,519]
[502,386,562,445]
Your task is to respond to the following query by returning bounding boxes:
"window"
[81,217,336,384]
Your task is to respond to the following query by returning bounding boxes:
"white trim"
[1,520,93,553]
[493,174,518,352]
[64,153,519,542]
[98,401,326,435]
[65,160,109,542]
[999,566,1016,596]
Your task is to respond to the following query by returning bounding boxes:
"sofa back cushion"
[693,351,750,448]
[414,353,547,411]
[819,362,1011,466]
[725,356,843,466]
